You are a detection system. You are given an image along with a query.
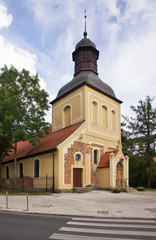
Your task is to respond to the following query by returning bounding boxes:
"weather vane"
[84,5,87,37]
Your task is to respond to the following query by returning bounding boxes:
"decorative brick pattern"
[64,141,85,184]
[64,141,104,186]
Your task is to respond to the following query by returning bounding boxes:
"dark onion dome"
[51,71,122,104]
[73,34,99,75]
[75,36,96,50]
[50,32,122,105]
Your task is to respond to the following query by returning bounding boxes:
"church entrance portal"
[73,168,82,187]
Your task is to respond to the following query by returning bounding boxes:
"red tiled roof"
[3,121,84,163]
[98,150,118,168]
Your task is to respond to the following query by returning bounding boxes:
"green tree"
[0,82,14,191]
[0,65,50,188]
[121,122,135,155]
[122,96,156,188]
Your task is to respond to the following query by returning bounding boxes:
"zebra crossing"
[49,217,156,240]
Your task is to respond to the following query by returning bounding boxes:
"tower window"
[102,105,108,128]
[64,105,71,127]
[92,101,98,124]
[111,110,116,130]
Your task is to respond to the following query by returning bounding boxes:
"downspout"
[52,152,55,193]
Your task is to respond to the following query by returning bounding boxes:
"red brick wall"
[64,141,104,186]
[64,141,85,184]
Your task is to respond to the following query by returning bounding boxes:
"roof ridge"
[3,121,85,163]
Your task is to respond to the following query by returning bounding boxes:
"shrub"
[112,188,121,193]
[137,187,145,191]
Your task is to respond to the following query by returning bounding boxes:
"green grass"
[145,188,156,192]
[135,187,156,192]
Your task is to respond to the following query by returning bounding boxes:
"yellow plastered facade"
[2,83,129,190]
[2,83,129,191]
[51,84,129,190]
[2,34,129,191]
[98,168,110,188]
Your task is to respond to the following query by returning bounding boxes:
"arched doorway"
[116,162,123,188]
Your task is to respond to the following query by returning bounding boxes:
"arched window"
[75,153,81,161]
[64,105,71,127]
[34,159,39,178]
[19,163,23,179]
[117,162,123,169]
[92,101,98,124]
[102,105,108,128]
[111,110,116,130]
[93,149,99,164]
[6,166,9,180]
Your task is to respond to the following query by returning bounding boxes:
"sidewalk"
[0,190,156,219]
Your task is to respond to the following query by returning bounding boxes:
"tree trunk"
[147,177,151,189]
[14,142,17,188]
[147,168,151,189]
[0,153,2,193]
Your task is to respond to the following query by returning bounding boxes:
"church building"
[2,25,129,191]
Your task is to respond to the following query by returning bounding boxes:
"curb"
[0,209,156,220]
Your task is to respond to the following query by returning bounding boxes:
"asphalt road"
[0,212,156,240]
[0,212,70,240]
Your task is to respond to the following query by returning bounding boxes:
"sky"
[0,0,156,123]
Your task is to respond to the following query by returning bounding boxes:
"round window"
[75,153,81,161]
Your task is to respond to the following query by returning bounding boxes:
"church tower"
[72,29,99,75]
[51,16,122,135]
[50,15,129,190]
[2,15,129,191]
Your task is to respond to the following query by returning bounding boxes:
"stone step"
[126,187,137,192]
[72,187,91,193]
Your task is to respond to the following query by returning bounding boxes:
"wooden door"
[73,168,82,187]
[116,162,123,188]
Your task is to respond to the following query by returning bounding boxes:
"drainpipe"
[52,152,55,193]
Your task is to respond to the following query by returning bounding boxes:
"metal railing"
[2,175,53,192]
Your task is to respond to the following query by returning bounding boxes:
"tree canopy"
[0,65,50,188]
[122,96,156,188]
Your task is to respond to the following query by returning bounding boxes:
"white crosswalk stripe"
[49,233,138,240]
[59,226,156,237]
[49,217,156,239]
[72,217,156,224]
[67,220,156,229]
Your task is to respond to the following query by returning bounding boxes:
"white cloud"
[0,34,46,90]
[39,77,46,90]
[111,32,156,106]
[98,0,156,116]
[0,35,37,74]
[1,0,155,122]
[0,3,47,90]
[0,4,13,29]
